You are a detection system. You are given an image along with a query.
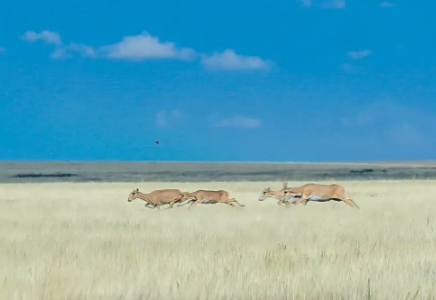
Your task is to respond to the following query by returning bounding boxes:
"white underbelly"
[307,195,326,201]
[201,198,214,204]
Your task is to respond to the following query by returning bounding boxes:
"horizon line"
[1,159,436,164]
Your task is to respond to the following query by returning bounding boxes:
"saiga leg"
[230,198,245,207]
[295,196,309,206]
[189,198,201,208]
[144,203,156,209]
[347,197,360,209]
[167,197,182,209]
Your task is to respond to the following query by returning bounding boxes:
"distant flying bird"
[155,140,160,145]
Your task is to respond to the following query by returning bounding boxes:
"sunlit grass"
[1,180,436,299]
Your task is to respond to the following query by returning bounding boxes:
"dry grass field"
[1,180,436,299]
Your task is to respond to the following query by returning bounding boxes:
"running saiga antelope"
[258,180,299,206]
[127,188,184,209]
[181,190,245,208]
[283,181,359,209]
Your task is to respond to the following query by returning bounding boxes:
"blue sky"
[0,0,435,161]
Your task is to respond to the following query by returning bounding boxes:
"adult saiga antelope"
[127,188,184,209]
[283,181,360,209]
[181,190,245,208]
[258,180,300,206]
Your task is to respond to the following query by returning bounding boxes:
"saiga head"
[127,188,140,202]
[258,179,289,201]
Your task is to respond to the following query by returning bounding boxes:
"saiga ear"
[283,178,288,189]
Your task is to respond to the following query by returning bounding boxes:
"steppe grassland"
[1,180,436,299]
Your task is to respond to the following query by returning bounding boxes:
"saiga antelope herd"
[127,180,360,209]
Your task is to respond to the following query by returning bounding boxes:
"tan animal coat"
[258,180,300,206]
[181,190,245,208]
[127,188,184,209]
[285,183,359,208]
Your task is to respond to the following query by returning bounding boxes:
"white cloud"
[21,30,62,45]
[340,101,436,148]
[156,110,185,127]
[321,0,346,9]
[201,49,272,71]
[301,0,345,9]
[379,1,395,8]
[301,0,312,7]
[67,43,95,57]
[347,49,372,59]
[100,32,195,61]
[340,62,357,73]
[21,30,272,72]
[51,48,70,59]
[156,112,168,127]
[51,43,95,59]
[213,115,261,128]
[20,30,95,60]
[384,123,426,146]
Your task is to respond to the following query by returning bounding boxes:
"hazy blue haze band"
[0,161,434,183]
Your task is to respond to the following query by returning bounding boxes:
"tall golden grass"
[1,180,436,299]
